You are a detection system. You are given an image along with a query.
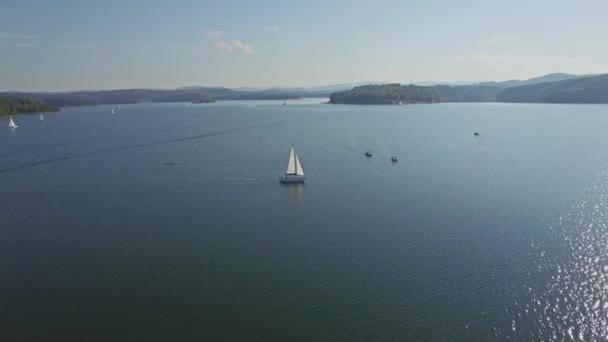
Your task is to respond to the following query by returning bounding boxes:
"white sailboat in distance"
[39,113,44,122]
[280,145,305,183]
[8,115,18,129]
[111,108,115,114]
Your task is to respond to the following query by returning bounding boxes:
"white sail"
[286,146,296,174]
[280,144,305,183]
[111,108,115,114]
[8,116,18,128]
[39,113,44,121]
[295,153,304,176]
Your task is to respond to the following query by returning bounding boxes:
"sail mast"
[293,145,298,175]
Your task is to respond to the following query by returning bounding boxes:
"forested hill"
[329,84,501,104]
[0,97,59,117]
[0,87,303,107]
[496,74,608,103]
[329,74,608,104]
[329,84,441,104]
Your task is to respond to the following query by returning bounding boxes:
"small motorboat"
[365,152,372,157]
[164,161,176,166]
[474,132,480,136]
[391,156,398,162]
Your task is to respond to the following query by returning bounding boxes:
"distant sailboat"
[283,101,287,106]
[111,108,115,114]
[39,113,44,122]
[8,115,18,129]
[398,100,403,106]
[279,145,305,183]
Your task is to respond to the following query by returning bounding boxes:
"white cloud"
[214,38,254,55]
[0,32,39,40]
[215,41,232,52]
[265,25,280,32]
[232,40,254,54]
[15,42,35,48]
[57,43,96,49]
[202,29,224,38]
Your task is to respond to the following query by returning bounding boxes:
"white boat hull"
[279,175,305,183]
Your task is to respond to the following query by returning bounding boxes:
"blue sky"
[1,0,607,91]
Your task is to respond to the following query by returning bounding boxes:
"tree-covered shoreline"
[329,84,441,104]
[0,88,305,108]
[329,74,608,105]
[0,97,59,117]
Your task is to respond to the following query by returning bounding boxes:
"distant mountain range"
[2,73,607,108]
[474,73,581,88]
[0,87,303,107]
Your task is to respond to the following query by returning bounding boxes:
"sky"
[1,0,608,91]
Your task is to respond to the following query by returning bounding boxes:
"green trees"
[0,97,59,117]
[329,84,442,104]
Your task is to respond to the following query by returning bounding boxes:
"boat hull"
[279,175,305,184]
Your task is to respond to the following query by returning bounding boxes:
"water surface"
[2,100,608,341]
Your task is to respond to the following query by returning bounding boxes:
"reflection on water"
[510,154,608,341]
[284,183,304,207]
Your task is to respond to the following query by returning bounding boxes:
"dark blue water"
[2,101,608,341]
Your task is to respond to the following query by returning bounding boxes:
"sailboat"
[283,101,287,106]
[8,115,18,129]
[111,108,115,114]
[279,145,305,183]
[39,113,44,122]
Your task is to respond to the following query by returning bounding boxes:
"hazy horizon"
[0,73,589,93]
[2,0,608,92]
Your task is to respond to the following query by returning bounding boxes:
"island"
[0,97,59,117]
[329,84,441,104]
[328,83,504,104]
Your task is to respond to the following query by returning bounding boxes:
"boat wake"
[0,122,282,174]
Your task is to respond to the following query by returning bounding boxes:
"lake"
[2,100,608,341]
